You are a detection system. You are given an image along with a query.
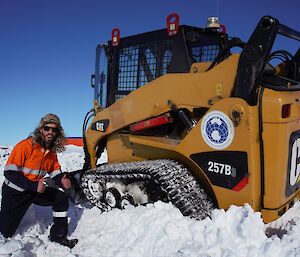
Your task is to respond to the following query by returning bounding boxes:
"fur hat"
[39,114,62,130]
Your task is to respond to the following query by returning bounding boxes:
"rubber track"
[81,159,215,220]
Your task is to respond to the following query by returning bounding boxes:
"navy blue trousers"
[0,183,69,241]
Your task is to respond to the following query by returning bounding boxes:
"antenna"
[216,0,220,17]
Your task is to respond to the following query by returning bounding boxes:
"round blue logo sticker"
[201,111,234,150]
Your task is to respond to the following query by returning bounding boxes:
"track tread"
[81,159,215,219]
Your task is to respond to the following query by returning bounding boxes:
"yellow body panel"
[262,89,300,211]
[175,98,262,211]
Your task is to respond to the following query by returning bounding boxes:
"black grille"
[117,39,173,95]
[191,45,220,62]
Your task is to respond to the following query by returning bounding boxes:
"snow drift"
[0,145,299,257]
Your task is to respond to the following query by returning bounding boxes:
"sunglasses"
[43,126,59,133]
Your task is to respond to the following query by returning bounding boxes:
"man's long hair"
[31,114,66,153]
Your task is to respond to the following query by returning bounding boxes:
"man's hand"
[37,178,46,193]
[61,174,71,189]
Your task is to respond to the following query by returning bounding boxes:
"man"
[0,114,78,248]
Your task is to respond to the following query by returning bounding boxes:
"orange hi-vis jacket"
[4,137,61,185]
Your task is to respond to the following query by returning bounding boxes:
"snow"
[0,145,300,256]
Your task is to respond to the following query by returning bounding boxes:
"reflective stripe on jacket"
[4,138,61,182]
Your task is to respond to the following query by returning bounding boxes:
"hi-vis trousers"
[0,182,69,241]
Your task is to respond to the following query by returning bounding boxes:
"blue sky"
[0,0,299,145]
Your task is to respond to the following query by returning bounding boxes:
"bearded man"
[0,114,77,248]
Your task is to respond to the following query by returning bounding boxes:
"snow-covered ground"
[0,145,300,257]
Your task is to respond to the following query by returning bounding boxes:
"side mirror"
[91,74,95,88]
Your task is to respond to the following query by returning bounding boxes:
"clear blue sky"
[0,0,299,145]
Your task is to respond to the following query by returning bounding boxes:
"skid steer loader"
[75,14,300,223]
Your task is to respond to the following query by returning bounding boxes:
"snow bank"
[0,145,299,256]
